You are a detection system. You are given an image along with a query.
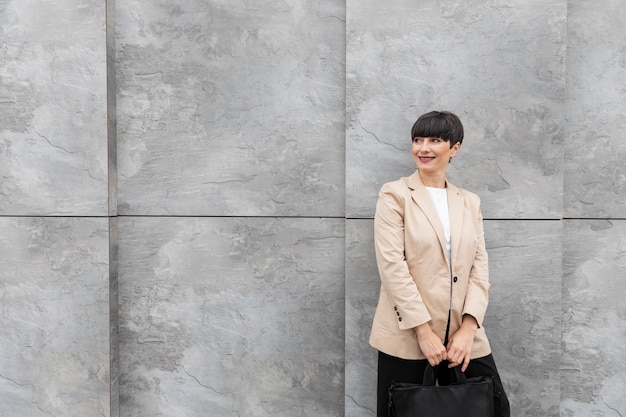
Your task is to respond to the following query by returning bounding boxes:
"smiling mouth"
[418,156,435,163]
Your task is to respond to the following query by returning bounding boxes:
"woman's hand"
[446,315,478,371]
[415,323,447,367]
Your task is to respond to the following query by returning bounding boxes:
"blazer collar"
[407,170,464,267]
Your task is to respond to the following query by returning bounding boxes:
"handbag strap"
[422,364,437,386]
[443,309,451,345]
[452,366,467,384]
[422,364,468,386]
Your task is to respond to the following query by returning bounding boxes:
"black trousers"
[377,351,510,417]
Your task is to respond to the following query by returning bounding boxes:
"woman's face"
[412,137,460,176]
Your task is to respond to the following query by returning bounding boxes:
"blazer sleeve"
[462,195,490,327]
[374,182,432,330]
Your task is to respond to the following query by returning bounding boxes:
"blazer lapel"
[407,171,448,262]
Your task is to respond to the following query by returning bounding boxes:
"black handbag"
[388,365,495,417]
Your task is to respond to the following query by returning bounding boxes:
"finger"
[437,351,447,365]
[461,357,470,372]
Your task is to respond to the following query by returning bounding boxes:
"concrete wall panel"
[0,0,110,216]
[561,220,626,416]
[117,217,345,416]
[564,1,626,218]
[485,220,562,416]
[0,217,111,416]
[346,0,566,219]
[345,219,378,417]
[345,219,563,416]
[115,0,345,217]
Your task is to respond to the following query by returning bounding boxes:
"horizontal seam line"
[1,216,623,220]
[0,214,346,219]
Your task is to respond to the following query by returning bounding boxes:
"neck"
[419,171,446,188]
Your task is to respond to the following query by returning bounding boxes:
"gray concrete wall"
[115,1,346,416]
[0,0,115,416]
[1,1,625,416]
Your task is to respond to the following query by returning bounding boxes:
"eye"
[413,137,423,143]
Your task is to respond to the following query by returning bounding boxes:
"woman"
[369,111,510,417]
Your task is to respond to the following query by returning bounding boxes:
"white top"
[425,186,451,264]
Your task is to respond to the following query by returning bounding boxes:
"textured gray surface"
[484,220,562,417]
[345,220,378,417]
[561,220,626,416]
[107,0,118,217]
[0,217,111,417]
[117,217,345,417]
[0,0,110,216]
[115,0,345,217]
[346,0,566,219]
[564,1,626,218]
[1,0,626,416]
[110,218,120,417]
[345,219,563,417]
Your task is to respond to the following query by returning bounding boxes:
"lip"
[418,156,435,163]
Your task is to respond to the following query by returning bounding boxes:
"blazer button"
[398,317,402,322]
[453,276,458,283]
[396,311,400,317]
[394,306,398,311]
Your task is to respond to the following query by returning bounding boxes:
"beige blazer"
[369,171,492,360]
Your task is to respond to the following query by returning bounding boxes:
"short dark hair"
[410,111,464,147]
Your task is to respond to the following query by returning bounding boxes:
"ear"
[452,142,461,155]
